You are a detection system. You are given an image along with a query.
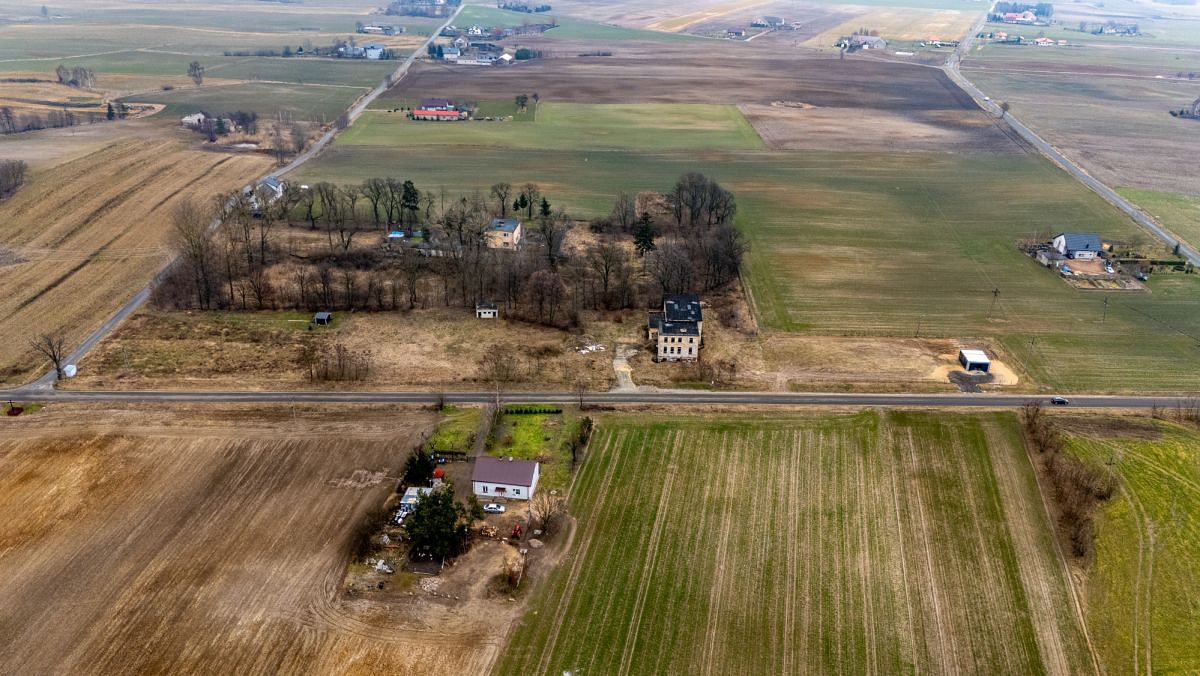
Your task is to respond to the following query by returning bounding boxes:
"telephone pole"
[988,287,1000,318]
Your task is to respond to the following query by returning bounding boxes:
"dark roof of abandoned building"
[472,457,537,486]
[661,321,700,337]
[664,294,702,323]
[488,218,522,233]
[477,301,497,310]
[1056,232,1102,252]
[647,311,663,330]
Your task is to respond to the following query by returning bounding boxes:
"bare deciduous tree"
[30,332,68,379]
[529,492,566,533]
[170,198,219,309]
[490,182,512,218]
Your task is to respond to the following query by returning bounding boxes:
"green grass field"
[1118,188,1200,253]
[340,103,765,151]
[125,82,368,121]
[296,144,1200,392]
[499,412,1093,674]
[1065,418,1200,673]
[456,5,696,42]
[425,405,481,454]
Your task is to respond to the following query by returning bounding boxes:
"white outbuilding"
[472,457,539,500]
[958,349,991,373]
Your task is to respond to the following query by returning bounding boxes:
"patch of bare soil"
[0,404,526,675]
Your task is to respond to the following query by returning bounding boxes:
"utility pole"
[988,287,1000,318]
[1102,295,1110,323]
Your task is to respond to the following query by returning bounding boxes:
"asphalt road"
[0,387,1191,410]
[945,13,1200,267]
[25,8,465,390]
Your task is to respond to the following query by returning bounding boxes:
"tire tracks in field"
[855,430,879,675]
[903,426,956,673]
[147,156,234,215]
[535,429,631,676]
[886,426,920,669]
[699,430,746,676]
[1125,482,1155,676]
[781,429,801,674]
[983,422,1081,676]
[616,429,683,676]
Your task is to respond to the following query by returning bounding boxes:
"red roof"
[414,109,463,118]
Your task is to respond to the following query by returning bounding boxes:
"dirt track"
[0,405,508,675]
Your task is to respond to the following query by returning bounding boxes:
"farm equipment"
[510,524,523,540]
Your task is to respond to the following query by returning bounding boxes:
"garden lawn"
[425,406,481,455]
[489,409,583,492]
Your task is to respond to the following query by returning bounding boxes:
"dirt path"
[611,344,639,391]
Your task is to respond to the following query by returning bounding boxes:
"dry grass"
[0,137,271,385]
[807,8,977,48]
[0,403,519,675]
[69,308,622,391]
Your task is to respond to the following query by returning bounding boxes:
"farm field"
[296,143,1200,393]
[1117,188,1200,252]
[455,5,695,42]
[0,139,270,385]
[1062,417,1200,674]
[123,81,372,124]
[0,403,518,674]
[0,0,408,120]
[499,412,1095,674]
[344,103,766,151]
[806,8,976,48]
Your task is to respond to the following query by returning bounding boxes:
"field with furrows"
[0,139,270,384]
[498,412,1096,675]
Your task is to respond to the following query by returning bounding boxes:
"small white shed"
[958,349,991,373]
[476,302,499,319]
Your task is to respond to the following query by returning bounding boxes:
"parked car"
[483,503,506,514]
[1051,396,1070,406]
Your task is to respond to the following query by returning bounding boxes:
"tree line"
[0,159,27,199]
[156,172,746,330]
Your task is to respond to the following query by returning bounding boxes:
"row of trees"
[1020,401,1116,561]
[158,172,746,328]
[0,159,28,198]
[0,106,88,135]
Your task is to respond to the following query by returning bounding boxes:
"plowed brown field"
[0,404,511,675]
[0,139,269,384]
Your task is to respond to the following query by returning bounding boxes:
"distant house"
[649,294,703,362]
[363,43,387,59]
[851,34,887,49]
[419,97,455,110]
[727,28,745,38]
[443,46,461,61]
[472,457,539,500]
[1053,233,1103,260]
[411,108,467,121]
[476,302,498,319]
[485,218,523,249]
[1002,10,1038,23]
[180,112,206,129]
[313,311,333,326]
[958,349,991,373]
[1033,36,1054,46]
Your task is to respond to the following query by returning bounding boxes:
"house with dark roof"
[472,457,539,500]
[1053,232,1103,260]
[649,294,703,361]
[485,218,523,250]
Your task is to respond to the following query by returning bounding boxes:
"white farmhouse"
[472,457,539,500]
[1052,232,1102,260]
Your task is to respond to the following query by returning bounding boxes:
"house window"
[513,488,521,495]
[481,485,488,493]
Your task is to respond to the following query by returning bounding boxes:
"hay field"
[807,8,976,47]
[1064,417,1200,673]
[499,412,1094,674]
[0,140,270,385]
[343,103,766,151]
[0,404,511,675]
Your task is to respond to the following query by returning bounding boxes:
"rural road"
[945,12,1200,267]
[0,386,1193,410]
[25,7,465,389]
